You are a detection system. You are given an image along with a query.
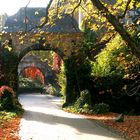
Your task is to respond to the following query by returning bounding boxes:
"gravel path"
[18,93,125,140]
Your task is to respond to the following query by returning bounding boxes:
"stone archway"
[17,43,72,104]
[0,7,83,105]
[1,33,83,105]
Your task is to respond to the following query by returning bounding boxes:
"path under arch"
[18,93,125,140]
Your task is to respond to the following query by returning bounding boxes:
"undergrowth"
[63,90,110,115]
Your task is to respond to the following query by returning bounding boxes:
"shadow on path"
[19,93,124,140]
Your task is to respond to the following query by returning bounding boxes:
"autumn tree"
[48,0,140,57]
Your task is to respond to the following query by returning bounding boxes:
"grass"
[0,110,22,121]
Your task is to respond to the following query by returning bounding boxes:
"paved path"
[19,93,125,140]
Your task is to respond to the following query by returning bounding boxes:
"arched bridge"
[0,7,83,104]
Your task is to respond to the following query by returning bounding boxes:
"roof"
[2,7,80,33]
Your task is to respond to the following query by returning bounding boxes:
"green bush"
[64,90,93,114]
[19,77,44,89]
[92,103,110,114]
[92,34,140,78]
[91,34,140,96]
[0,91,22,111]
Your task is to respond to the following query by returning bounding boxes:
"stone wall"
[1,32,83,57]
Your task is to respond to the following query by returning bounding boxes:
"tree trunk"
[90,0,140,58]
[62,58,78,106]
[64,73,73,106]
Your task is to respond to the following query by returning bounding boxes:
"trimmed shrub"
[44,84,60,96]
[75,89,91,108]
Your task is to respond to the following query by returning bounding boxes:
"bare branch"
[28,0,53,32]
[71,0,82,15]
[80,5,99,19]
[119,0,132,19]
[90,33,116,58]
[56,0,61,16]
[39,0,53,28]
[24,0,32,32]
[70,0,82,32]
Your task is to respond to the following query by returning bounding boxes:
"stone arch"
[1,32,83,106]
[17,43,71,103]
[1,7,83,105]
[18,43,64,62]
[1,33,82,104]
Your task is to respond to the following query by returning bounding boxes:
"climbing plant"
[0,42,18,91]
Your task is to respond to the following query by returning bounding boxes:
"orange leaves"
[103,119,140,140]
[0,117,21,140]
[75,112,140,140]
[52,53,62,73]
[94,114,140,140]
[24,66,44,84]
[0,128,3,138]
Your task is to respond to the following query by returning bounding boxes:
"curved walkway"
[18,93,125,140]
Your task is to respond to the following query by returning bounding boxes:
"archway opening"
[18,50,66,97]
